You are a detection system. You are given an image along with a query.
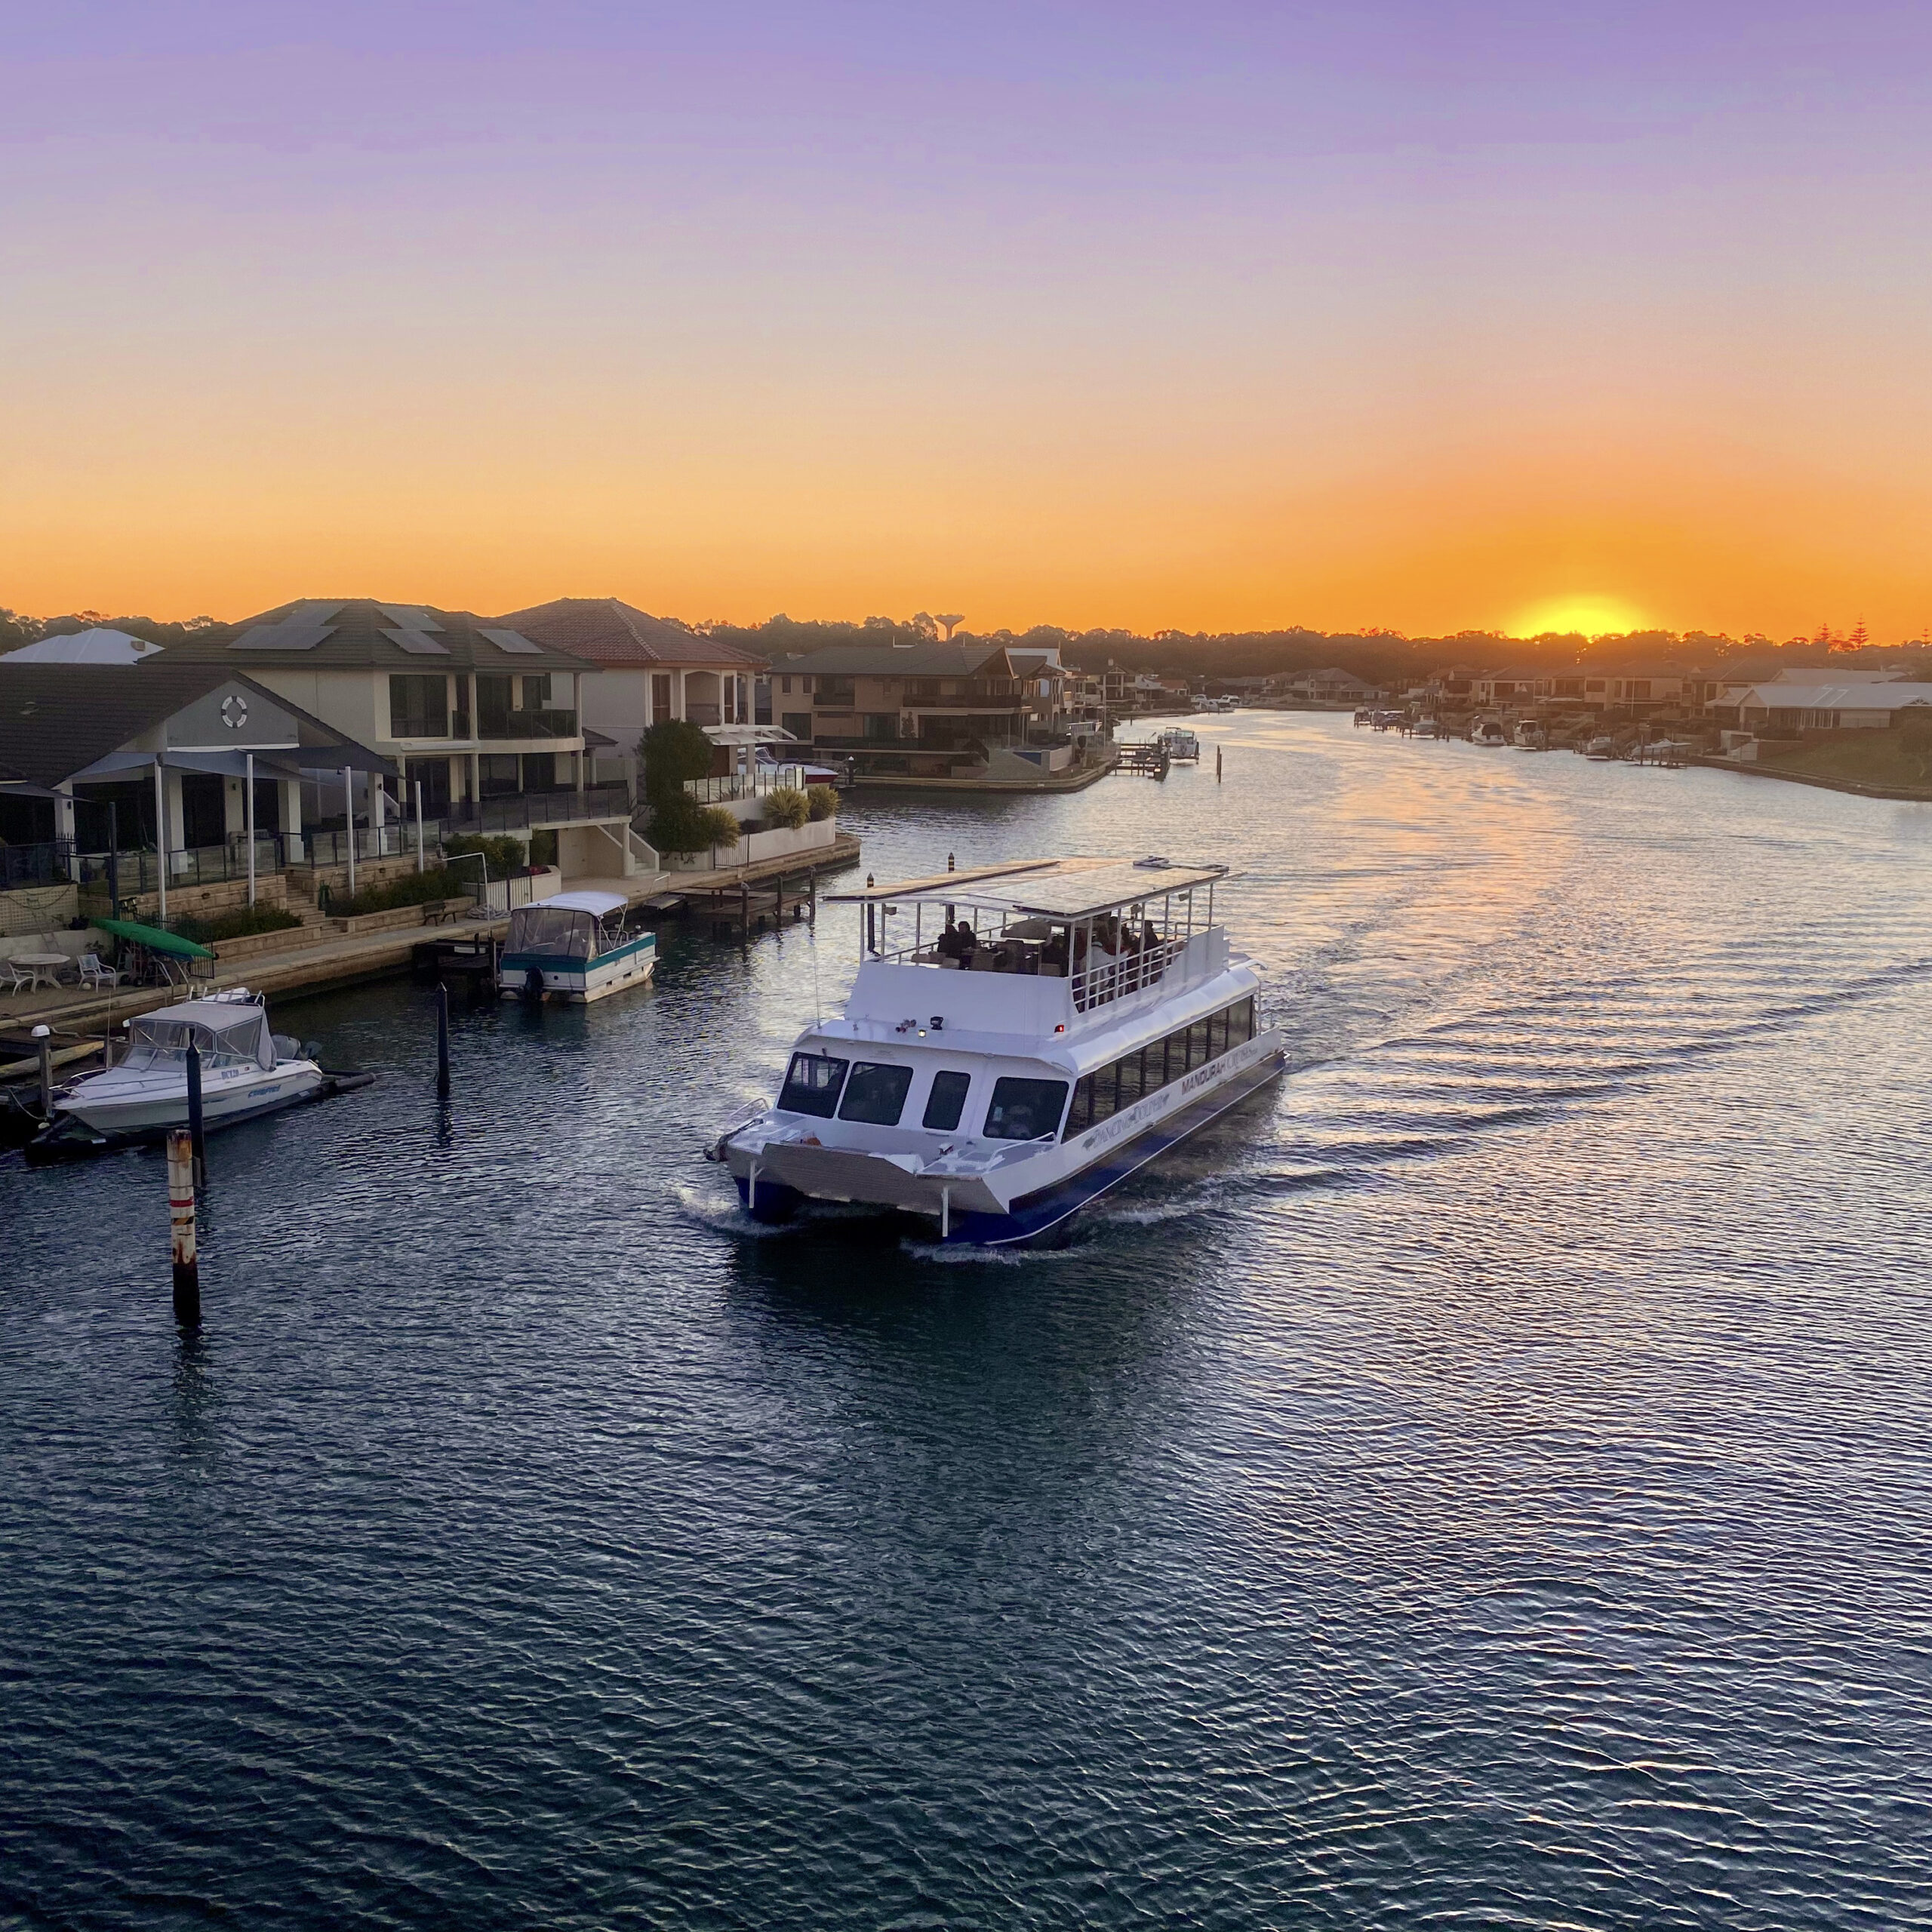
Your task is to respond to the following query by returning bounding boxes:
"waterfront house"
[1716,681,1932,734]
[1284,667,1377,705]
[160,600,643,875]
[494,598,769,790]
[0,627,167,666]
[766,641,1074,782]
[0,663,388,931]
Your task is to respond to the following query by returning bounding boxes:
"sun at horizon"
[1511,595,1651,639]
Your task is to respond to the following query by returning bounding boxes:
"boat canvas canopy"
[543,891,629,917]
[131,998,275,1069]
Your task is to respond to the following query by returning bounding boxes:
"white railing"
[683,764,815,804]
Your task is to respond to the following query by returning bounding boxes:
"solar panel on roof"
[478,628,544,655]
[229,622,334,651]
[383,629,451,655]
[378,605,442,632]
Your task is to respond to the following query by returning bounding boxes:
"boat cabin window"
[1063,996,1256,1137]
[983,1077,1069,1141]
[838,1061,915,1126]
[778,1051,849,1117]
[921,1069,972,1131]
[509,906,596,958]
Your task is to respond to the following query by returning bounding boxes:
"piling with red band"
[168,1128,199,1322]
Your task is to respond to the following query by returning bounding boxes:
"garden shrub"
[172,903,303,944]
[764,786,811,830]
[805,784,838,823]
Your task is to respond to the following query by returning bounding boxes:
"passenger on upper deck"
[1040,931,1069,977]
[936,917,965,964]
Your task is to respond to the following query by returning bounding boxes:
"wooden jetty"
[1112,743,1172,779]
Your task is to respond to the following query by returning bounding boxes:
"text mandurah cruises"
[712,855,1284,1245]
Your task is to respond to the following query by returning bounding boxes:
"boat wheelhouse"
[56,990,321,1136]
[497,890,656,1003]
[712,855,1285,1245]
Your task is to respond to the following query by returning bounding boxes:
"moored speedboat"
[55,990,322,1136]
[1470,718,1508,746]
[711,855,1285,1246]
[497,891,656,1003]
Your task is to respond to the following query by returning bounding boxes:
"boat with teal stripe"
[497,891,656,1004]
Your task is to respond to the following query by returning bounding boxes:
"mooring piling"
[1217,745,1223,783]
[32,1024,52,1120]
[435,981,451,1095]
[184,1038,207,1189]
[168,1127,200,1323]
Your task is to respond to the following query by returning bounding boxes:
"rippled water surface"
[6,715,1932,1929]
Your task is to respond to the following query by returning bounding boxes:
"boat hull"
[498,936,656,1004]
[730,1036,1286,1247]
[59,1063,326,1136]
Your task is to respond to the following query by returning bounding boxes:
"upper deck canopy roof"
[541,890,629,917]
[828,857,1226,921]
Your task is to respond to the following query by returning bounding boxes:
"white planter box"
[664,817,838,872]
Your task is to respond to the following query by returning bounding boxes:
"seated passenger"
[955,921,979,961]
[936,918,964,962]
[1039,932,1069,976]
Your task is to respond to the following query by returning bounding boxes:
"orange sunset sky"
[8,5,1931,640]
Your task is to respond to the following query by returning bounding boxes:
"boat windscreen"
[509,905,596,958]
[129,1008,274,1069]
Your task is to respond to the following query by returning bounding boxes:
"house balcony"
[444,783,632,834]
[478,707,578,741]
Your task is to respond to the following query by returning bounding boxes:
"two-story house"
[494,598,769,792]
[164,599,627,854]
[769,641,1065,782]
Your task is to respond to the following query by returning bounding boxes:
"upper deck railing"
[845,859,1228,1023]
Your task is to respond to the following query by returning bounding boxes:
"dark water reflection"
[5,716,1930,1927]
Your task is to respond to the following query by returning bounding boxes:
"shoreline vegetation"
[6,606,1930,691]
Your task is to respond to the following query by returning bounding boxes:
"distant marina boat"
[710,855,1285,1245]
[1470,718,1508,746]
[497,891,656,1003]
[55,991,322,1137]
[1584,735,1619,760]
[1158,726,1201,761]
[1513,721,1547,749]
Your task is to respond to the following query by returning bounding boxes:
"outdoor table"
[14,952,72,990]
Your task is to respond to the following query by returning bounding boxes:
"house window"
[782,712,812,740]
[780,675,792,694]
[863,714,897,740]
[478,754,521,798]
[817,676,854,706]
[651,673,673,723]
[389,674,449,739]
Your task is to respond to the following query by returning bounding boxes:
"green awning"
[94,916,215,961]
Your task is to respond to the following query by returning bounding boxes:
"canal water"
[5,715,1930,1929]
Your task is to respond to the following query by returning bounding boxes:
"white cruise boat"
[57,991,322,1136]
[497,891,656,1003]
[1158,727,1201,761]
[712,856,1286,1246]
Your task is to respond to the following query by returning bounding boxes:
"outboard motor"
[522,965,546,1004]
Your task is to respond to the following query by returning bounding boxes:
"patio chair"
[1,960,32,995]
[78,954,123,991]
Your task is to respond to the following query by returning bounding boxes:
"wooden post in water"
[1217,745,1223,783]
[32,1025,53,1120]
[808,869,816,925]
[740,881,750,949]
[435,981,451,1096]
[184,1038,207,1189]
[168,1128,199,1322]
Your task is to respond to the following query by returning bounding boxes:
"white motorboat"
[1158,727,1201,761]
[712,854,1286,1246]
[1584,735,1619,759]
[497,890,656,1004]
[57,990,323,1136]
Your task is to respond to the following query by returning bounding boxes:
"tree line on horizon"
[6,603,1926,684]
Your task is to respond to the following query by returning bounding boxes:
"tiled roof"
[497,598,768,669]
[0,665,373,788]
[164,598,594,673]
